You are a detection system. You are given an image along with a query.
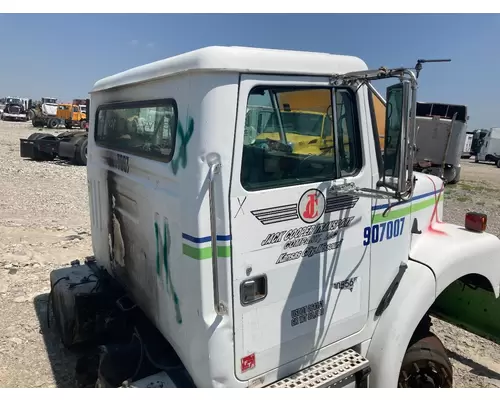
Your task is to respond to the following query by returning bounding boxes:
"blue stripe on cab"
[371,188,444,211]
[182,233,232,243]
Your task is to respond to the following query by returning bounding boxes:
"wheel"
[27,132,44,140]
[47,118,59,129]
[447,166,461,184]
[80,120,87,129]
[74,137,88,166]
[32,133,57,161]
[398,332,453,388]
[496,160,500,168]
[443,166,458,184]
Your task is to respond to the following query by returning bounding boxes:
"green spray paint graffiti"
[171,117,194,175]
[155,220,182,324]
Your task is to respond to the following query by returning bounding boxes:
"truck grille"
[8,106,21,114]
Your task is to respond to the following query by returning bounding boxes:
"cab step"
[268,348,370,388]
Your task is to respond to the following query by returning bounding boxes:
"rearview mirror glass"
[382,81,411,193]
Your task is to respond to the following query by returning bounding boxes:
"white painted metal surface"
[91,46,367,92]
[86,45,500,388]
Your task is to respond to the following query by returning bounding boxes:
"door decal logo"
[298,189,325,224]
[251,191,358,225]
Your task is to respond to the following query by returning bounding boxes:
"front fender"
[366,260,436,388]
[410,222,500,298]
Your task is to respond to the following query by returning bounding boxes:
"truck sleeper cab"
[49,46,500,389]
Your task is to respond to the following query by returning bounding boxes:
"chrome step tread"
[268,348,369,388]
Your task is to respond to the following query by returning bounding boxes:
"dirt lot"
[0,120,500,388]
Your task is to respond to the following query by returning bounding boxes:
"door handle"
[240,274,267,306]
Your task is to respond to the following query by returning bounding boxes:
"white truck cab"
[48,46,500,389]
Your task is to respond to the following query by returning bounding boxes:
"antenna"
[415,58,451,79]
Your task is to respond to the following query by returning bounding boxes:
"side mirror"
[381,81,411,194]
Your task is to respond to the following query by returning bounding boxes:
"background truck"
[19,99,89,165]
[56,98,88,129]
[0,96,29,122]
[30,97,60,128]
[474,127,500,167]
[42,47,500,389]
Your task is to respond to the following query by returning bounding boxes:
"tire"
[80,120,87,129]
[448,166,461,184]
[74,137,88,166]
[398,332,453,388]
[32,133,56,161]
[47,118,58,129]
[496,160,500,169]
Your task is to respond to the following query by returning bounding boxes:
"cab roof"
[91,46,367,93]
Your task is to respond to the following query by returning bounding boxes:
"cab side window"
[241,86,362,191]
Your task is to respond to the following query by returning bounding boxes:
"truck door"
[229,75,372,381]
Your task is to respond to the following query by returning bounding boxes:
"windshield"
[6,98,22,105]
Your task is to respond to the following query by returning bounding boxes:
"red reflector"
[465,212,487,232]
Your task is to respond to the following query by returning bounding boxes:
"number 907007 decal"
[363,217,405,246]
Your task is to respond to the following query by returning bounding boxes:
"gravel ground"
[0,120,499,388]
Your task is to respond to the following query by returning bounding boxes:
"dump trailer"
[42,47,500,389]
[412,102,468,184]
[19,99,89,165]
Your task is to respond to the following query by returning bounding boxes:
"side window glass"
[95,99,177,163]
[241,86,362,191]
[336,90,361,176]
[367,88,384,175]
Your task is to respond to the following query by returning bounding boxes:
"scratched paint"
[155,219,182,324]
[171,116,194,175]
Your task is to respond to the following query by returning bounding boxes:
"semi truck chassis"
[20,131,88,166]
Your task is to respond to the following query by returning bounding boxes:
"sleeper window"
[95,99,177,163]
[241,86,362,191]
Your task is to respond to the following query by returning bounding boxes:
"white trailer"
[462,131,474,158]
[45,46,500,389]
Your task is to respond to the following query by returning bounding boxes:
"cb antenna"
[415,58,451,79]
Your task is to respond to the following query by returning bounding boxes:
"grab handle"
[208,161,226,315]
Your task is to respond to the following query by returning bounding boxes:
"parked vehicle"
[20,99,89,165]
[30,97,60,128]
[0,97,28,122]
[470,128,489,158]
[40,47,500,389]
[475,127,500,167]
[56,99,88,129]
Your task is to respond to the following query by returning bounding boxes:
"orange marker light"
[465,212,487,232]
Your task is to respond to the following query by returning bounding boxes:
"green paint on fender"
[155,220,182,324]
[171,117,194,175]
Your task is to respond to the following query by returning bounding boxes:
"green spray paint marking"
[155,220,182,324]
[171,117,194,175]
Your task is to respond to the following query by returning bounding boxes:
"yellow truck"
[56,99,88,129]
[248,89,386,155]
